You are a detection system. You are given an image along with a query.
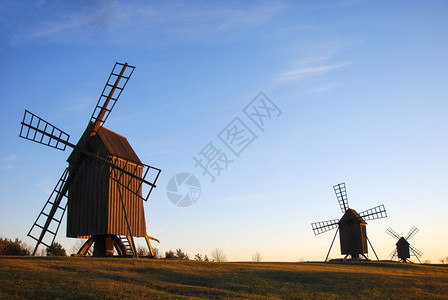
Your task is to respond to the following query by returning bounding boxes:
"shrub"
[165,250,175,259]
[0,238,31,256]
[46,242,67,256]
[175,249,189,260]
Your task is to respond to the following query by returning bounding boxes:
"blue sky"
[1,0,447,262]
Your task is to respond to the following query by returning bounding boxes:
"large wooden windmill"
[311,183,387,261]
[386,226,423,263]
[19,62,161,257]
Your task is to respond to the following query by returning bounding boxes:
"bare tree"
[194,253,203,261]
[423,259,432,264]
[152,247,160,259]
[439,258,445,264]
[211,248,227,262]
[252,252,263,262]
[137,246,149,257]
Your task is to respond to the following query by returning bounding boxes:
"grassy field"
[0,257,447,299]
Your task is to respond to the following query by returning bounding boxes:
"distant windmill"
[19,62,161,257]
[386,226,422,263]
[311,183,387,261]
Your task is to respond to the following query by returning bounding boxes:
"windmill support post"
[366,236,379,261]
[325,228,339,262]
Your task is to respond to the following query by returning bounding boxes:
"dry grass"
[1,257,447,299]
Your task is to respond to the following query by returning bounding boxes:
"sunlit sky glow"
[1,0,448,262]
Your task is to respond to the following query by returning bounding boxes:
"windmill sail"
[334,183,349,213]
[405,226,419,240]
[20,110,74,150]
[28,168,69,255]
[311,219,339,235]
[90,62,135,135]
[410,245,423,258]
[390,248,398,259]
[386,227,401,240]
[359,204,387,221]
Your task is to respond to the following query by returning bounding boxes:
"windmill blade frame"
[28,168,70,255]
[390,248,398,260]
[89,62,135,135]
[87,152,161,201]
[333,182,349,213]
[386,227,401,240]
[409,245,423,258]
[19,110,75,150]
[311,219,339,235]
[359,204,387,221]
[405,226,419,240]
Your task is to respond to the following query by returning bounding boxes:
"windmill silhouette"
[386,226,422,263]
[20,62,161,257]
[311,182,387,261]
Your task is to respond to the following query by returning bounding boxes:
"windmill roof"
[339,208,366,224]
[97,127,142,164]
[396,237,410,246]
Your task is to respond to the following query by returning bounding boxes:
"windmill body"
[386,227,422,263]
[20,62,161,257]
[396,237,410,260]
[311,183,387,261]
[338,208,368,258]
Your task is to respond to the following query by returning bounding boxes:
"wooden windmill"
[19,62,161,257]
[386,226,422,263]
[311,183,387,261]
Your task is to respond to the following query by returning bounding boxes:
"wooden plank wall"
[67,157,109,237]
[108,157,146,237]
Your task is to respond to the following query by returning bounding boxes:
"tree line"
[2,237,268,262]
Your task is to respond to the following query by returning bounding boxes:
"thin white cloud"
[3,1,284,47]
[303,82,342,95]
[277,62,351,83]
[4,154,17,162]
[2,154,17,170]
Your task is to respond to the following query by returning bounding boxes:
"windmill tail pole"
[366,236,379,261]
[325,227,339,262]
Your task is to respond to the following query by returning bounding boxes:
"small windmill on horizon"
[19,62,161,257]
[311,182,387,261]
[386,226,423,263]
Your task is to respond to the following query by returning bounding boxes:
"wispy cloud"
[303,82,342,95]
[4,154,17,162]
[277,62,351,83]
[2,154,17,170]
[2,1,284,47]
